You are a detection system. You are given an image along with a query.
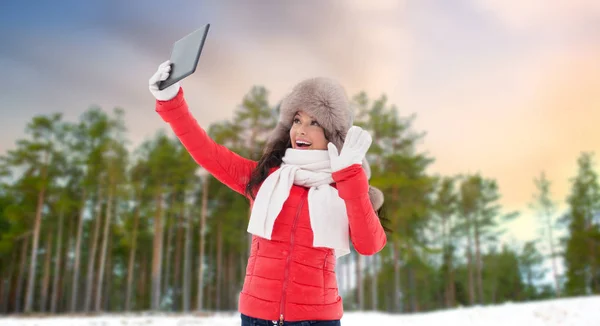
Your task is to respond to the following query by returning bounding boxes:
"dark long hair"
[245,133,292,200]
[376,203,393,234]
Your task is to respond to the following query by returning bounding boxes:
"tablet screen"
[159,24,210,90]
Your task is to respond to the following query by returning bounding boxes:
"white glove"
[148,60,181,101]
[327,126,372,172]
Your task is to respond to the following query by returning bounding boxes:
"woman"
[148,60,387,325]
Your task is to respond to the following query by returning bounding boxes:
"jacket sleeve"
[332,164,387,255]
[155,87,257,197]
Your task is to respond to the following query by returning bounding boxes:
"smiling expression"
[289,111,328,150]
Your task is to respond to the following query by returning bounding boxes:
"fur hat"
[265,77,385,211]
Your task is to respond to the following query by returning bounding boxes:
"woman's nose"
[297,124,307,135]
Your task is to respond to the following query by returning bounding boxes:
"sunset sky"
[1,0,599,262]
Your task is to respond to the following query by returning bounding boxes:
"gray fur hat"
[265,77,385,211]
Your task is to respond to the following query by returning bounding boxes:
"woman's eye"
[293,118,300,124]
[311,120,319,126]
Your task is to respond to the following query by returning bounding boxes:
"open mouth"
[295,140,312,148]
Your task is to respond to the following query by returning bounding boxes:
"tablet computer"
[158,24,210,90]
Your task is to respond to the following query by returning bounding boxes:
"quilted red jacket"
[155,88,387,322]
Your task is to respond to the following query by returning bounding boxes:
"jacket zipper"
[279,191,305,325]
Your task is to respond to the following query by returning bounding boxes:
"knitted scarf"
[247,148,350,257]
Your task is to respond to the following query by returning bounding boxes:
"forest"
[0,85,598,315]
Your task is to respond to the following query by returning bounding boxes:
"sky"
[1,0,599,262]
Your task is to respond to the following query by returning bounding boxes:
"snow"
[2,296,599,326]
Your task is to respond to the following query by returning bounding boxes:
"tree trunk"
[0,269,4,312]
[162,211,174,309]
[15,235,30,313]
[474,217,484,304]
[70,189,87,312]
[490,269,497,303]
[0,272,7,313]
[95,181,115,312]
[125,203,140,311]
[586,212,598,293]
[386,286,392,313]
[240,249,245,297]
[356,252,363,310]
[221,247,228,310]
[592,244,598,293]
[346,252,353,307]
[183,194,192,312]
[545,210,561,297]
[206,237,214,310]
[173,203,184,311]
[103,235,113,311]
[2,250,17,313]
[227,247,237,310]
[216,222,223,311]
[466,215,475,305]
[443,214,450,308]
[139,255,148,310]
[24,158,49,313]
[61,216,76,312]
[1,271,9,313]
[448,259,456,308]
[371,254,378,311]
[84,184,104,312]
[415,276,422,311]
[407,265,417,312]
[151,191,165,311]
[197,176,208,311]
[444,214,456,308]
[527,267,533,293]
[40,234,53,312]
[393,242,402,313]
[50,209,64,313]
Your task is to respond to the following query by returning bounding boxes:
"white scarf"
[247,148,350,258]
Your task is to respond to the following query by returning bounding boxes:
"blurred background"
[0,0,599,320]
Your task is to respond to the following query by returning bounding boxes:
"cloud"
[0,0,417,156]
[471,0,600,30]
[2,1,597,221]
[121,0,415,131]
[418,41,600,215]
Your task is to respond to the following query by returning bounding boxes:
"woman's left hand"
[328,126,372,172]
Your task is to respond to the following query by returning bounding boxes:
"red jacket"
[155,88,387,322]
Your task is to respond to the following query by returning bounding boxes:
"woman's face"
[289,111,328,150]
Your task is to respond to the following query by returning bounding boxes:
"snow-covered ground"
[2,295,599,325]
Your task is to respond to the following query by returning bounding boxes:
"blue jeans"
[241,313,341,326]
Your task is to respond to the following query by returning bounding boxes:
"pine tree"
[562,152,600,295]
[529,171,562,297]
[518,241,546,300]
[1,113,69,313]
